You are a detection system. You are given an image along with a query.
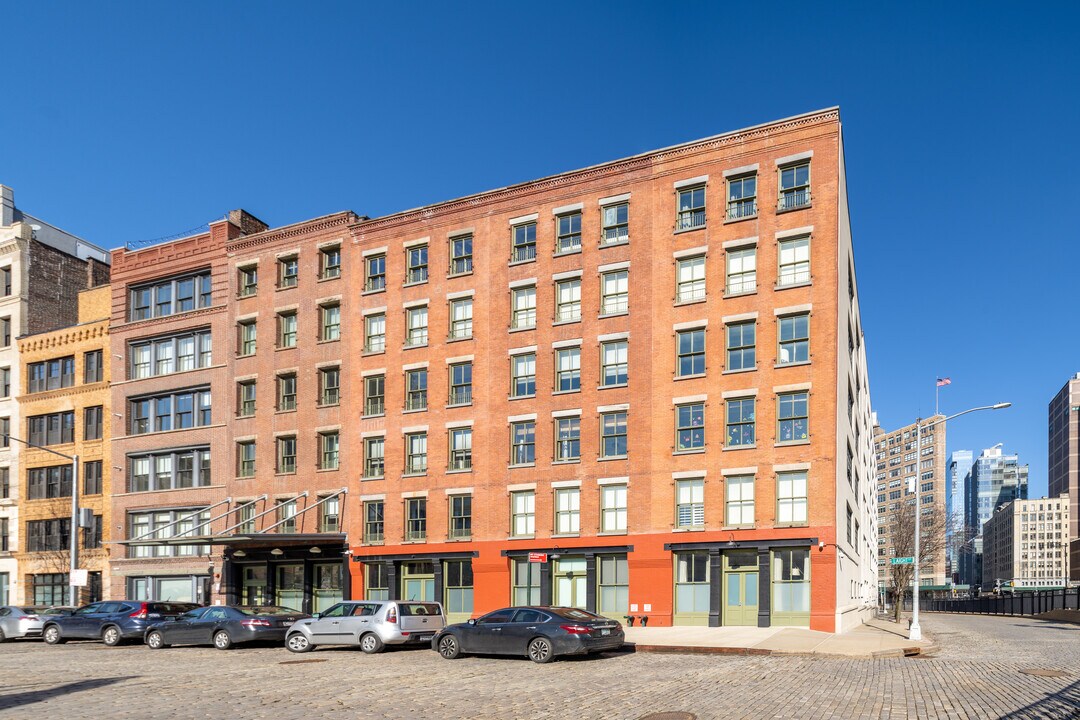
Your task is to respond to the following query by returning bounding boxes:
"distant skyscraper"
[946,450,973,583]
[1047,373,1079,582]
[959,444,1029,587]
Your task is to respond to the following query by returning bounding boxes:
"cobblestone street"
[0,614,1077,719]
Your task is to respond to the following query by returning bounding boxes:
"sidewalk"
[621,617,932,658]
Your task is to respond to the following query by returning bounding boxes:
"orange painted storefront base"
[348,526,838,632]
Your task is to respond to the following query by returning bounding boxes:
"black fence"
[925,588,1080,616]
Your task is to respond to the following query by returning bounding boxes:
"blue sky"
[3,2,1077,496]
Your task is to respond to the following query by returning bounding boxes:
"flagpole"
[935,379,939,416]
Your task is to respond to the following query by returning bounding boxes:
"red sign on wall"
[527,552,548,563]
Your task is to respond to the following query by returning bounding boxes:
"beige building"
[873,415,948,589]
[15,286,111,604]
[982,494,1071,590]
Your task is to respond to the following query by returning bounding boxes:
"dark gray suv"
[42,601,198,646]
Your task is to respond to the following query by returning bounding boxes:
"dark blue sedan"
[432,606,623,663]
[144,606,309,650]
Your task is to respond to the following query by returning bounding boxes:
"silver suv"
[285,600,444,654]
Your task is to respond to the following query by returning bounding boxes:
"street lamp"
[3,434,80,607]
[909,402,1010,641]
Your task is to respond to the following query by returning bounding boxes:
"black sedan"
[431,606,623,663]
[144,606,309,650]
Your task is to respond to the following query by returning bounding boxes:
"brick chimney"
[229,209,269,236]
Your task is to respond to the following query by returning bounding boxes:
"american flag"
[936,377,952,387]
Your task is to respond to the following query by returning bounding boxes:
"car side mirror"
[312,613,321,620]
[467,618,477,625]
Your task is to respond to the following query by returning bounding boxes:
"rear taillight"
[241,619,272,628]
[129,603,148,619]
[386,607,397,624]
[23,615,40,622]
[559,624,592,635]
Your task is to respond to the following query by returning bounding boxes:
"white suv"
[285,600,444,654]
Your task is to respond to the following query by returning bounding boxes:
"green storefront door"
[400,561,435,601]
[553,558,587,609]
[722,551,759,626]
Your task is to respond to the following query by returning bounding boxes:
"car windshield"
[238,606,299,616]
[549,608,603,621]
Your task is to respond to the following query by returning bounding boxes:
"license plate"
[600,629,610,636]
[416,633,434,640]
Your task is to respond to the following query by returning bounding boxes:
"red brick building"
[345,108,876,631]
[107,108,876,631]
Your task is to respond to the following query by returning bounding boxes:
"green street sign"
[890,556,915,565]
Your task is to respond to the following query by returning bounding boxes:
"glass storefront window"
[675,552,710,616]
[772,548,811,620]
[276,565,304,611]
[365,564,389,601]
[444,560,473,620]
[313,563,343,613]
[597,555,628,617]
[512,559,540,606]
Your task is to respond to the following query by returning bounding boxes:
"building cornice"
[18,322,109,353]
[351,108,840,235]
[227,212,358,254]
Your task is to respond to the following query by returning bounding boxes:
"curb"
[616,642,931,659]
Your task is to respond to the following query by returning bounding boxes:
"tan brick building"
[872,415,948,592]
[14,286,111,604]
[982,494,1071,590]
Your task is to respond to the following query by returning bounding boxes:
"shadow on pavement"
[0,677,134,711]
[998,678,1080,719]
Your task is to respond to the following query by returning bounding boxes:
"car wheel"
[286,633,312,653]
[359,632,384,654]
[436,634,461,660]
[102,626,122,647]
[43,625,65,645]
[527,637,554,664]
[213,630,233,650]
[145,631,167,650]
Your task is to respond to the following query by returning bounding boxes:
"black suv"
[43,601,198,646]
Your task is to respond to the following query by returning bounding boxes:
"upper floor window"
[28,411,75,446]
[406,245,428,284]
[778,161,811,211]
[510,421,536,466]
[238,266,258,297]
[556,213,582,254]
[237,320,257,357]
[237,380,256,417]
[405,306,428,347]
[675,478,704,528]
[128,507,210,558]
[601,340,628,387]
[449,428,473,471]
[129,271,212,321]
[777,391,810,443]
[0,317,9,347]
[449,235,473,276]
[0,367,8,398]
[777,314,810,365]
[278,312,298,348]
[320,303,341,342]
[365,254,386,292]
[278,373,297,412]
[554,417,581,462]
[405,368,428,411]
[778,237,810,287]
[726,248,757,295]
[555,488,580,535]
[510,353,536,398]
[28,356,74,393]
[320,246,341,279]
[725,397,755,447]
[28,465,73,500]
[726,475,755,526]
[278,256,299,288]
[511,222,537,263]
[364,313,386,353]
[555,348,581,393]
[319,367,340,406]
[131,330,213,379]
[726,321,756,371]
[601,202,629,245]
[511,286,536,329]
[726,174,757,220]
[84,350,104,384]
[675,403,705,452]
[676,256,706,303]
[277,436,297,474]
[129,448,211,492]
[555,279,581,322]
[600,411,628,459]
[320,497,340,533]
[449,298,473,339]
[600,270,629,315]
[0,266,10,296]
[84,406,103,441]
[448,362,473,406]
[676,186,706,231]
[364,374,385,416]
[676,328,705,377]
[129,388,211,434]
